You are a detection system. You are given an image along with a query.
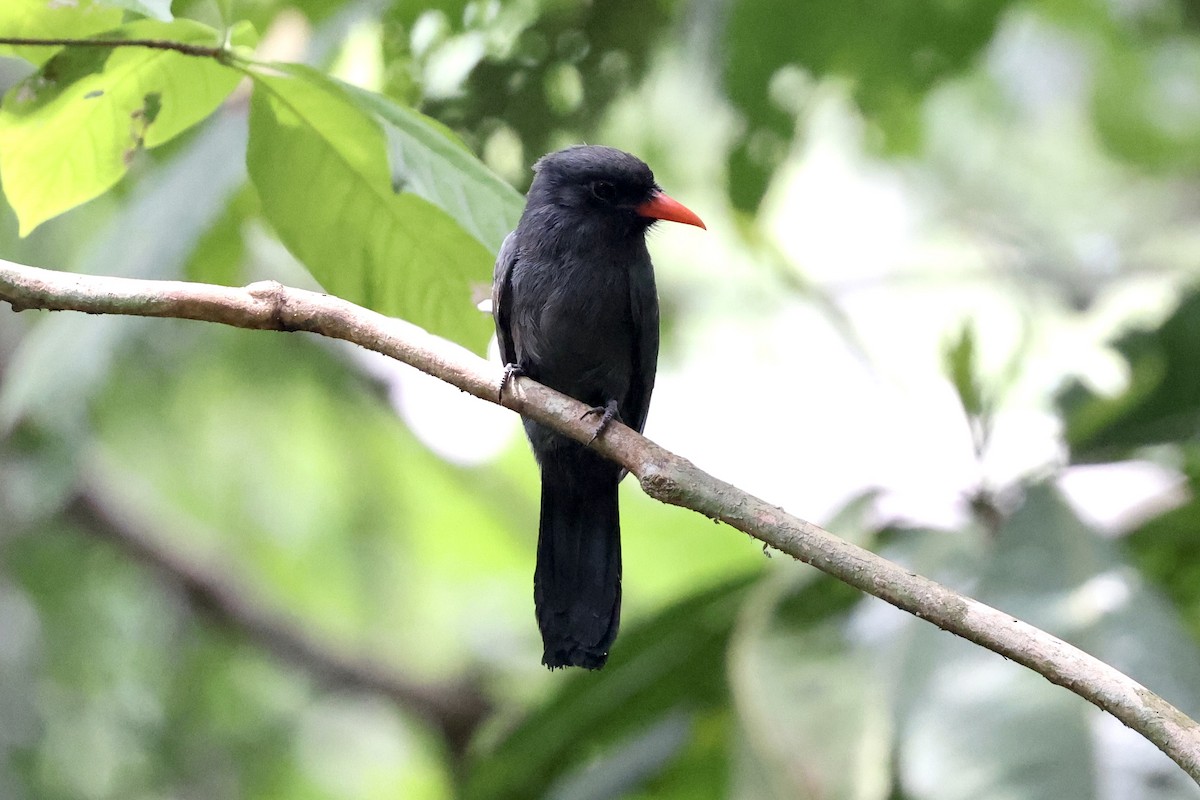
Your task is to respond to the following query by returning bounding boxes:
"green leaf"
[943,321,995,456]
[463,576,757,800]
[335,76,523,253]
[0,19,255,236]
[0,114,248,436]
[246,70,496,349]
[943,323,984,418]
[0,0,123,66]
[267,64,523,253]
[891,486,1200,798]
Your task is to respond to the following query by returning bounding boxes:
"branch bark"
[3,258,1200,782]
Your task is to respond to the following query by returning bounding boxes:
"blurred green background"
[4,0,1200,797]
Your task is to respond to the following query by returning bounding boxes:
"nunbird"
[493,146,705,669]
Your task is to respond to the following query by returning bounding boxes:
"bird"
[492,145,705,669]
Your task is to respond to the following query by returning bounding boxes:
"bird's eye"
[591,180,617,202]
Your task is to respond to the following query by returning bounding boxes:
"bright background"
[4,0,1200,797]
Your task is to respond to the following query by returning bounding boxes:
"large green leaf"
[0,19,254,235]
[0,0,123,66]
[269,64,523,253]
[890,486,1200,798]
[337,77,523,253]
[246,70,496,349]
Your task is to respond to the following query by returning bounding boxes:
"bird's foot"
[581,399,621,444]
[498,363,524,402]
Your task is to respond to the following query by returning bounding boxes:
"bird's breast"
[511,253,640,401]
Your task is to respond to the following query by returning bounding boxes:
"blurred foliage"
[722,0,1009,210]
[1059,285,1200,677]
[3,0,1200,797]
[1060,289,1200,461]
[406,0,678,185]
[0,18,256,234]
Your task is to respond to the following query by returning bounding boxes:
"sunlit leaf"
[269,64,523,253]
[339,79,523,252]
[246,70,495,349]
[0,19,255,236]
[0,0,123,66]
[0,115,248,435]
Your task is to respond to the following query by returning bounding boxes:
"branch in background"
[3,258,1200,783]
[0,37,225,59]
[64,476,490,758]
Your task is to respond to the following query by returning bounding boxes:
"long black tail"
[534,452,622,670]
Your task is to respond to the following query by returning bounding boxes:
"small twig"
[3,258,1200,783]
[0,37,225,59]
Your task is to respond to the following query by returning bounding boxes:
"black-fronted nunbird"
[492,145,705,669]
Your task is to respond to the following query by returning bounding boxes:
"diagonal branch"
[64,468,491,758]
[3,258,1200,783]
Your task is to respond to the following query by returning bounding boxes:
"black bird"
[492,146,705,669]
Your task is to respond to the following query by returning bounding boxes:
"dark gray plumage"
[493,145,704,669]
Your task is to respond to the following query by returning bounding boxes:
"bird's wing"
[492,231,519,367]
[625,265,659,435]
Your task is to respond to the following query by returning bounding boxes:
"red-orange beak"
[635,190,706,230]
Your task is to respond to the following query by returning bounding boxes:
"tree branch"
[3,258,1200,783]
[0,37,225,59]
[63,469,491,759]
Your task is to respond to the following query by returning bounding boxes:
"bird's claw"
[582,399,621,444]
[498,363,525,402]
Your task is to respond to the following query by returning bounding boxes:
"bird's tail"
[534,453,622,669]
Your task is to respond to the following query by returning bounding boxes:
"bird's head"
[528,145,705,235]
